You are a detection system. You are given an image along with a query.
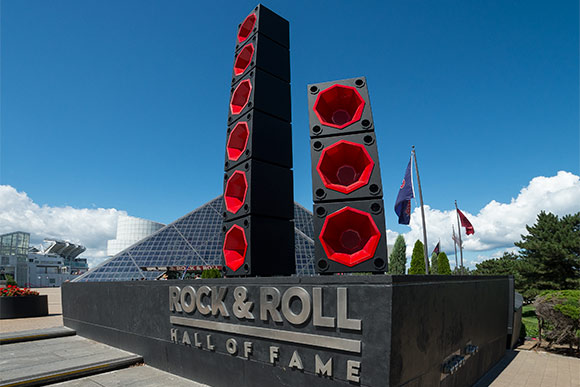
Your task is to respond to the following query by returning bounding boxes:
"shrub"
[521,305,539,338]
[534,290,580,349]
[201,268,222,279]
[1,285,40,297]
[409,240,426,274]
[437,252,452,275]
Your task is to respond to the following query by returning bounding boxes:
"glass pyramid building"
[73,196,316,282]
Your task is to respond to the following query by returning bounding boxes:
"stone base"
[63,275,509,386]
[0,295,49,319]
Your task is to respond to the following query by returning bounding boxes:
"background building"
[107,215,164,256]
[0,232,89,287]
[0,231,30,285]
[75,196,317,282]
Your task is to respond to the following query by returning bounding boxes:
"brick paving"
[474,349,580,387]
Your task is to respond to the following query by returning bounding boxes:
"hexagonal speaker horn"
[235,5,289,51]
[313,200,388,274]
[222,216,295,277]
[311,133,383,202]
[232,34,290,86]
[224,110,292,171]
[307,76,375,137]
[228,68,291,125]
[223,159,294,222]
[223,224,248,272]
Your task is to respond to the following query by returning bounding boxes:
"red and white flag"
[457,209,474,235]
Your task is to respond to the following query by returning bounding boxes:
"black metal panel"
[307,76,375,138]
[227,68,292,124]
[310,132,383,203]
[224,110,292,171]
[222,215,295,276]
[223,159,294,221]
[234,4,290,50]
[232,33,290,85]
[312,199,388,273]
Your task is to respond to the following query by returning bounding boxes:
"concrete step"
[51,364,210,386]
[0,327,76,345]
[0,335,142,387]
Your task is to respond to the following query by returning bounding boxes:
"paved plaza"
[0,288,63,333]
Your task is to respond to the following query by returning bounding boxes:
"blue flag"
[394,157,414,225]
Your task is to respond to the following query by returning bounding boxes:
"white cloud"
[0,185,126,267]
[2,170,579,270]
[389,171,580,263]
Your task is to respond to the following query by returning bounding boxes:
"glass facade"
[74,196,316,282]
[0,231,31,285]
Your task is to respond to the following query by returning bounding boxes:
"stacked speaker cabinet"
[222,5,295,277]
[307,77,388,274]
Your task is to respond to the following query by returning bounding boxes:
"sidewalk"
[474,348,580,387]
[0,288,63,333]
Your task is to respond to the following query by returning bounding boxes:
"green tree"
[473,252,531,294]
[437,252,452,275]
[516,211,580,298]
[409,240,426,274]
[430,253,438,274]
[201,268,222,279]
[388,235,407,275]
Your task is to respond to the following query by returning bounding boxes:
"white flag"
[452,225,462,247]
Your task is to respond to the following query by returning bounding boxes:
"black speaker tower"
[307,77,388,274]
[222,5,295,276]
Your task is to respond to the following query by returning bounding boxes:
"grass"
[522,304,539,338]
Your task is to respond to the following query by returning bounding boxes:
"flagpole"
[412,146,429,274]
[452,225,458,270]
[454,200,464,273]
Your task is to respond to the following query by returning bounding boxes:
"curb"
[0,327,76,345]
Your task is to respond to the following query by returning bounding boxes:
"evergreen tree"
[473,252,531,294]
[409,240,426,274]
[388,235,407,275]
[430,253,438,274]
[437,252,452,275]
[515,211,580,298]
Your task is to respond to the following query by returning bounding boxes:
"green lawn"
[522,305,539,338]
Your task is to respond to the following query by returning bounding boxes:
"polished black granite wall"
[63,275,508,387]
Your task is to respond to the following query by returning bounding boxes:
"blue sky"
[1,0,578,266]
